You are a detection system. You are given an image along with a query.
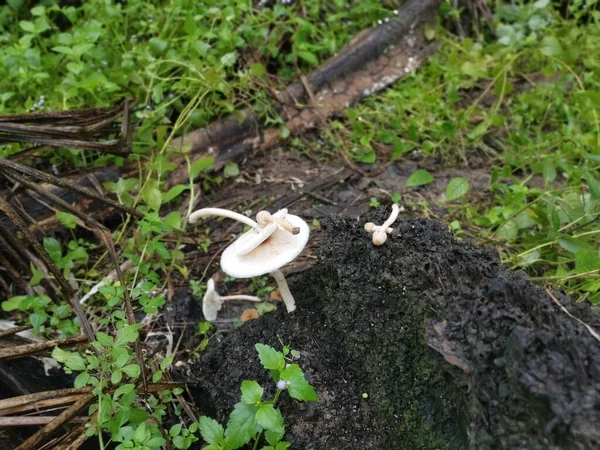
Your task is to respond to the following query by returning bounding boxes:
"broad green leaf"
[148,37,168,55]
[496,219,518,242]
[111,369,123,384]
[540,36,562,56]
[405,169,434,188]
[220,52,237,66]
[169,423,182,437]
[122,364,141,378]
[255,344,285,371]
[558,236,590,254]
[190,157,215,179]
[445,177,470,201]
[223,162,240,178]
[584,171,600,200]
[95,332,113,347]
[255,404,284,435]
[113,383,135,400]
[297,50,318,65]
[52,347,87,372]
[542,160,556,182]
[116,324,141,346]
[575,249,600,273]
[2,296,26,312]
[19,21,35,33]
[241,380,263,405]
[250,63,266,77]
[111,347,131,368]
[56,211,77,229]
[224,402,260,449]
[163,185,188,203]
[43,237,62,262]
[164,211,182,230]
[280,364,318,402]
[140,181,162,211]
[199,416,224,444]
[74,372,90,388]
[30,312,46,329]
[265,428,285,447]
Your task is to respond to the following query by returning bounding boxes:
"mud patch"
[179,209,600,449]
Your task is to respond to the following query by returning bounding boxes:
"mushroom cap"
[221,213,309,278]
[372,230,388,246]
[202,278,223,321]
[233,209,291,256]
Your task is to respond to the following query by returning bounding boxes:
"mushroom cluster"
[364,203,403,246]
[189,207,309,314]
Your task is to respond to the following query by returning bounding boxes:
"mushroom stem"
[271,270,296,313]
[273,218,300,235]
[381,204,402,230]
[256,211,299,235]
[219,294,262,302]
[189,207,260,230]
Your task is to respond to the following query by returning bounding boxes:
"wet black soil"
[179,209,600,450]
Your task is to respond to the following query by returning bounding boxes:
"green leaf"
[111,347,131,368]
[220,52,237,66]
[95,332,113,347]
[224,402,260,449]
[575,249,600,273]
[29,263,44,286]
[199,416,224,444]
[19,21,35,33]
[265,428,285,446]
[115,324,141,346]
[223,162,240,178]
[250,63,266,77]
[163,185,188,203]
[56,211,77,229]
[584,171,600,200]
[445,177,469,201]
[190,157,215,178]
[30,312,46,329]
[496,219,518,242]
[280,364,318,402]
[111,369,123,384]
[141,181,162,211]
[276,443,291,450]
[52,347,87,372]
[424,23,436,40]
[255,344,285,371]
[113,383,135,400]
[2,296,26,312]
[405,169,434,188]
[122,364,141,378]
[164,211,182,230]
[43,237,62,262]
[74,372,90,388]
[540,36,562,56]
[558,236,590,254]
[241,380,263,405]
[169,423,182,437]
[297,50,318,65]
[152,370,163,383]
[148,37,168,55]
[31,6,45,16]
[256,404,284,435]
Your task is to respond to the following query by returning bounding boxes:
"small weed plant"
[50,338,316,450]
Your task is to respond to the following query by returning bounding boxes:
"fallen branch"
[0,335,87,360]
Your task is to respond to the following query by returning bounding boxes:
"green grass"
[0,1,599,448]
[334,1,600,303]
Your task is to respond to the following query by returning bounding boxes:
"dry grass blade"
[14,393,94,450]
[0,335,87,360]
[0,196,95,341]
[0,100,133,156]
[0,416,88,426]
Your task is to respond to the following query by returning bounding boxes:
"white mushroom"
[220,213,309,313]
[189,207,309,313]
[364,204,403,246]
[202,278,262,322]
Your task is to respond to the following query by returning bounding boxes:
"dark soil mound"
[180,210,600,450]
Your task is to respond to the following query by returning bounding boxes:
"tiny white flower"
[276,379,288,390]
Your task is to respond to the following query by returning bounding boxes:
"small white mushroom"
[365,204,404,246]
[202,278,262,322]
